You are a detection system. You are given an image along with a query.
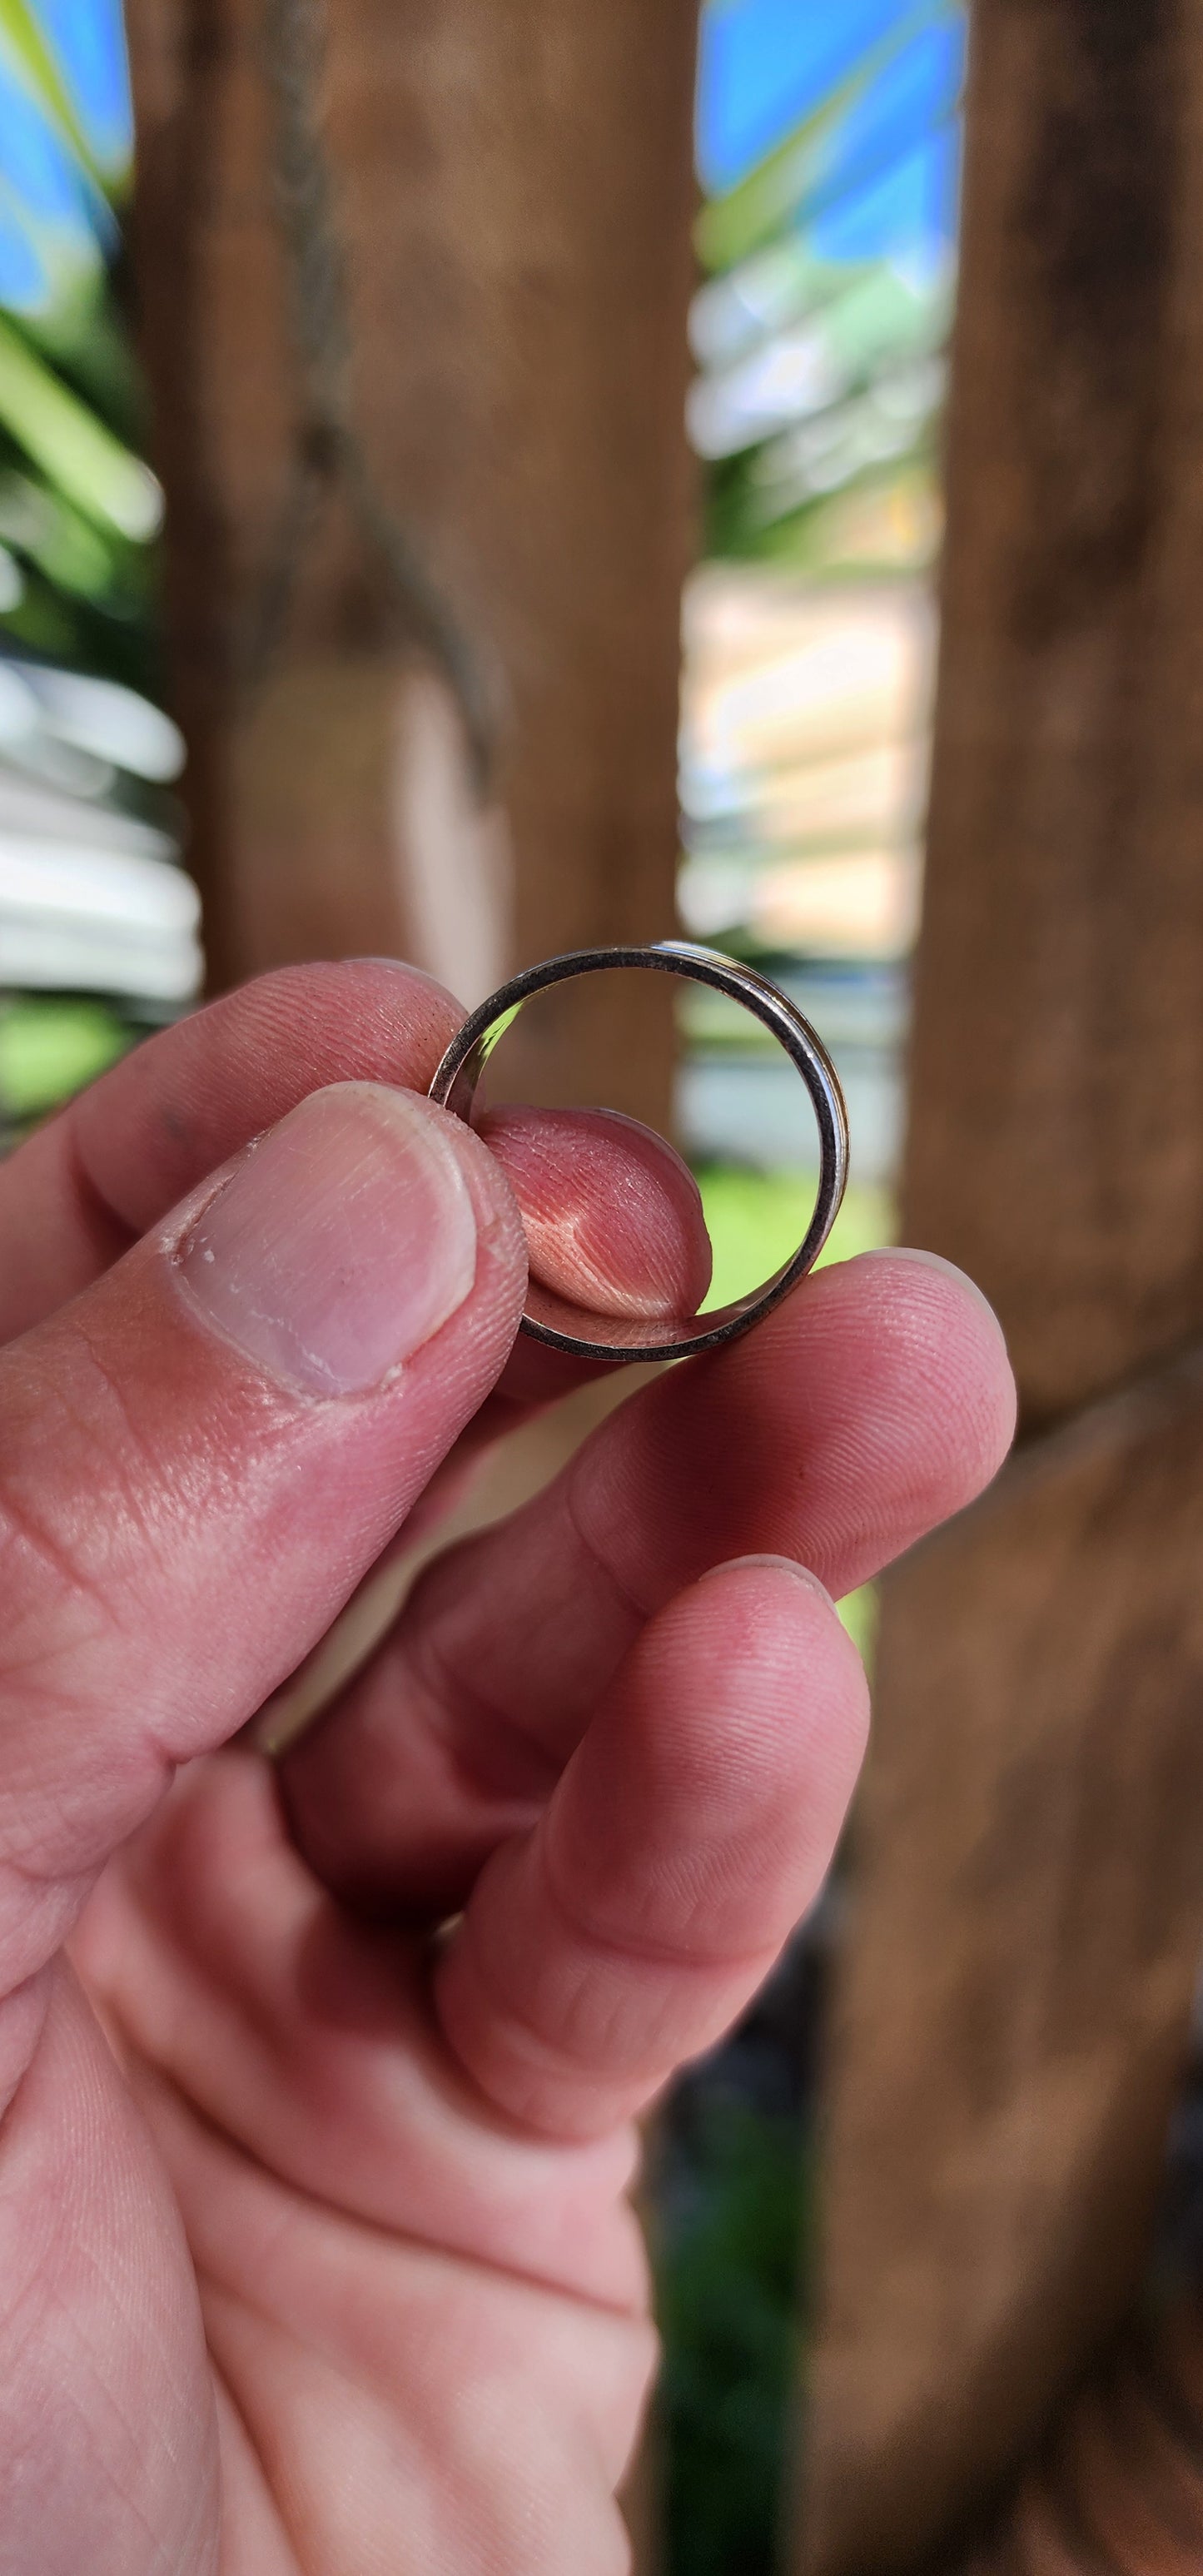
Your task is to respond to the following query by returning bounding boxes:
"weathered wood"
[124,29,693,2565]
[805,1352,1203,2573]
[967,2299,1203,2572]
[225,661,511,1012]
[904,0,1203,1433]
[125,0,698,1110]
[801,6,1203,2566]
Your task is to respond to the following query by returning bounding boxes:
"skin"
[0,962,1017,2576]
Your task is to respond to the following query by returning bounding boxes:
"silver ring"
[428,941,848,1364]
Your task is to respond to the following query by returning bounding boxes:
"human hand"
[0,962,1015,2575]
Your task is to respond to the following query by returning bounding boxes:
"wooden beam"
[801,3,1203,2567]
[806,1351,1203,2570]
[124,0,698,1121]
[124,24,696,2567]
[967,2294,1203,2573]
[902,0,1202,1436]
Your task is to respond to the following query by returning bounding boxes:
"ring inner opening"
[463,963,829,1339]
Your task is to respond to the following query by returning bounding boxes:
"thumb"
[0,1081,525,2035]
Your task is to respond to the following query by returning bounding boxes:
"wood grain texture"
[796,10,1203,2568]
[967,2300,1203,2573]
[124,0,698,1115]
[122,35,693,2559]
[804,1351,1203,2574]
[904,0,1203,1431]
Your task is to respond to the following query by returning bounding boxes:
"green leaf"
[0,465,119,597]
[0,995,132,1119]
[0,315,161,540]
[696,1166,894,1312]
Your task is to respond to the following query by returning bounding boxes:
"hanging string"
[248,0,494,789]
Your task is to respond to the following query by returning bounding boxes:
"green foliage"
[692,0,959,572]
[0,990,130,1118]
[837,1581,877,1665]
[654,2101,813,2576]
[0,311,157,538]
[696,1163,894,1313]
[0,7,154,683]
[0,306,158,689]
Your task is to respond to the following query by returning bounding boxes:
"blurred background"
[0,7,954,2566]
[9,6,1203,2575]
[0,0,198,1144]
[0,3,945,2570]
[0,0,950,1241]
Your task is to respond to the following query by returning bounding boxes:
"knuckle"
[0,1322,162,1695]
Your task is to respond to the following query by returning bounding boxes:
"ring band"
[428,941,848,1364]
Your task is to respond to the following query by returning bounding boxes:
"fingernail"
[176,1083,477,1396]
[698,1553,837,1609]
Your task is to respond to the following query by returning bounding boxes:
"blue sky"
[0,0,962,318]
[36,0,133,171]
[0,0,130,310]
[697,0,964,269]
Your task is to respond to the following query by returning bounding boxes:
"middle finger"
[279,1247,1015,1915]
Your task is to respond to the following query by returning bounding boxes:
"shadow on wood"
[800,3,1203,2566]
[808,1350,1203,2570]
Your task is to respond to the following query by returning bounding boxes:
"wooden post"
[800,3,1203,2569]
[124,18,697,2570]
[124,0,698,1121]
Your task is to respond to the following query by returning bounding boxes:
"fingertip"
[432,1544,874,2138]
[815,1245,1017,1494]
[656,1554,871,1782]
[478,1105,713,1321]
[684,1559,872,1855]
[687,1553,853,1704]
[853,1244,1010,1357]
[574,1554,870,1873]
